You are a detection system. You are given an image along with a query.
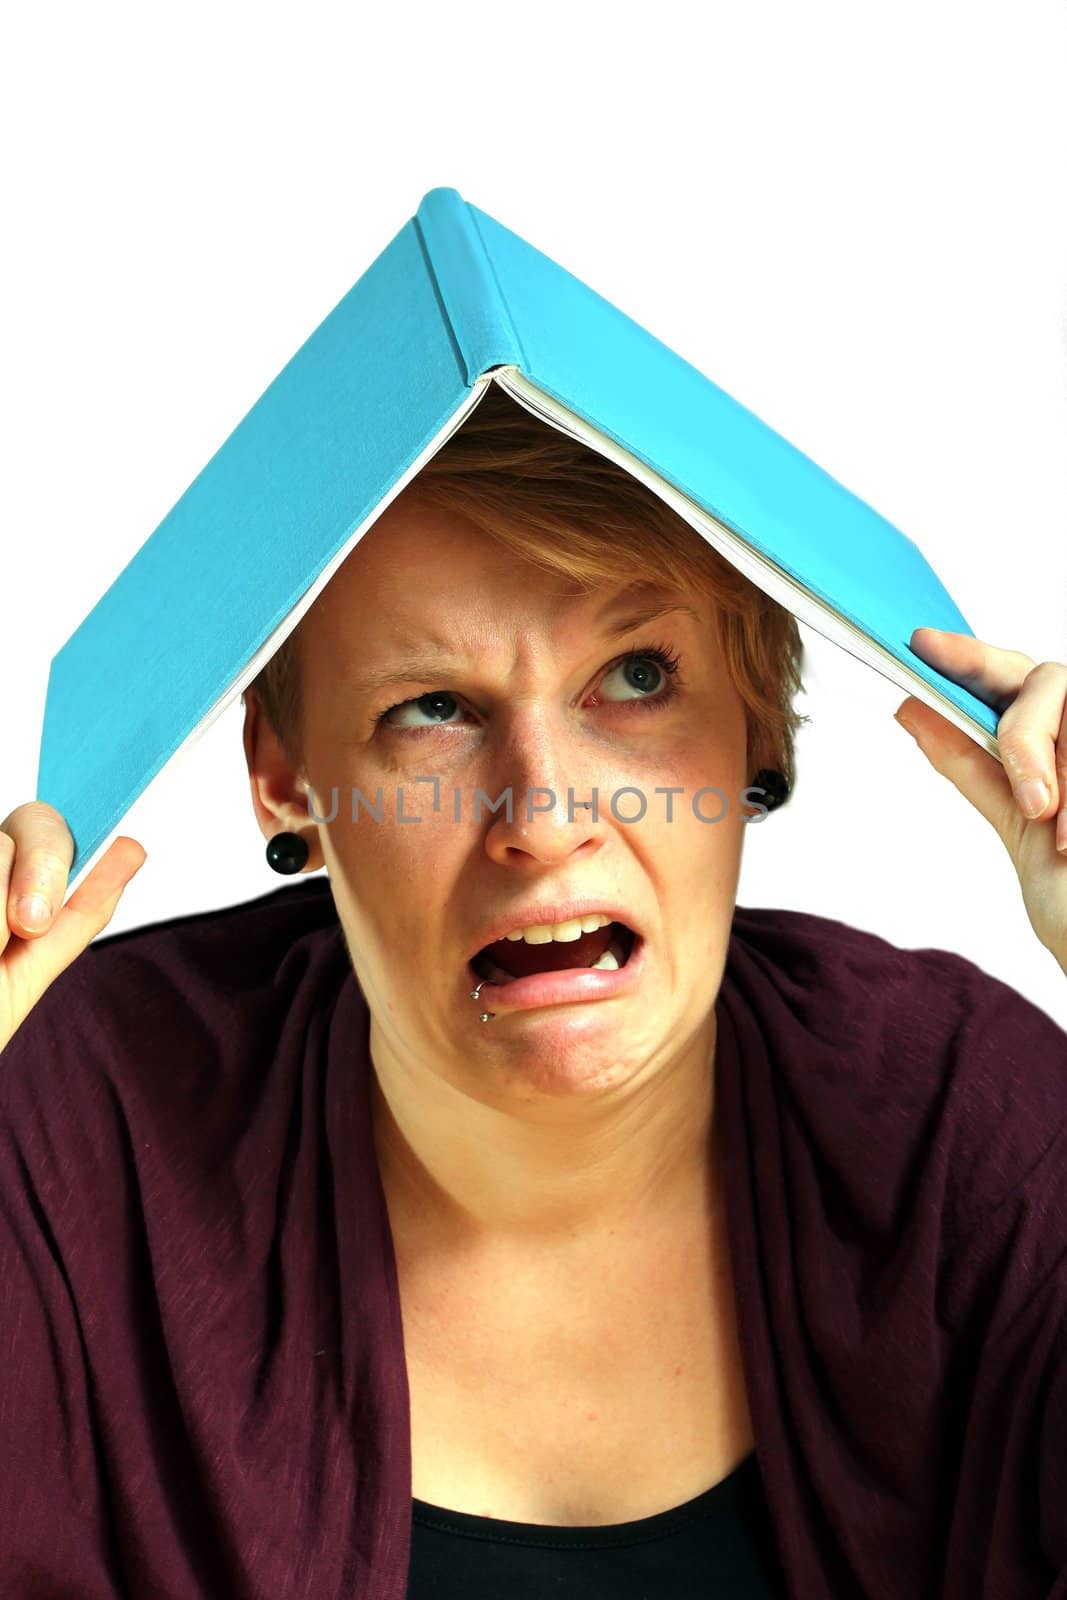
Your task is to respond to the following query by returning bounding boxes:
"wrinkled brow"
[341,599,702,697]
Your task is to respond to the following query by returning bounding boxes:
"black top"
[407,1450,790,1596]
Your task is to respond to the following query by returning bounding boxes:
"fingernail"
[1017,779,1050,819]
[16,893,52,930]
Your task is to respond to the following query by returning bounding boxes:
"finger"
[1,801,76,938]
[908,628,1036,715]
[0,830,13,961]
[1057,694,1067,854]
[1,836,147,1001]
[894,700,1022,847]
[994,660,1067,821]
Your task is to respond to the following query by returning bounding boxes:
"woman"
[2,386,1066,1598]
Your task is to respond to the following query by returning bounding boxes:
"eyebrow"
[345,600,702,697]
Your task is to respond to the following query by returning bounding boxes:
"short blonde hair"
[245,383,809,786]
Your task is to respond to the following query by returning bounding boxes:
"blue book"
[37,185,1002,884]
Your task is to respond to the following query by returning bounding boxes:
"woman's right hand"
[0,802,147,1057]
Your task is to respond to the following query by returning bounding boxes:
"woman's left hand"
[894,628,1067,978]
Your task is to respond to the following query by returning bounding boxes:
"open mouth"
[470,921,638,984]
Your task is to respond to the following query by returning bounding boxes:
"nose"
[479,712,604,868]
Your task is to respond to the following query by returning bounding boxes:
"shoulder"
[727,903,1067,1278]
[728,900,1066,1078]
[0,875,347,1180]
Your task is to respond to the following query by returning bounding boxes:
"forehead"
[319,491,700,627]
[303,593,705,709]
[323,564,698,644]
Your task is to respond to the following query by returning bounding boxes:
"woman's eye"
[380,691,466,730]
[376,645,683,732]
[597,647,681,704]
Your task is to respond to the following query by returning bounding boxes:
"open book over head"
[37,185,1002,885]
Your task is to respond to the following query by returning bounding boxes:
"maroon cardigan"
[2,877,1065,1598]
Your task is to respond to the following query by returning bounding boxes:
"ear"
[747,729,787,785]
[241,689,324,871]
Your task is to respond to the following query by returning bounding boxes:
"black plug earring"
[751,769,791,812]
[266,832,310,874]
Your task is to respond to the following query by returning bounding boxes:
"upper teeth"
[503,913,615,944]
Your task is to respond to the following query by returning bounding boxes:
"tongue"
[483,924,617,978]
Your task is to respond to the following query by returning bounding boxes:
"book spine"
[415,187,526,384]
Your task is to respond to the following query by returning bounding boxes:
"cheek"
[656,758,746,909]
[325,807,466,939]
[657,730,748,833]
[660,812,744,925]
[324,820,461,982]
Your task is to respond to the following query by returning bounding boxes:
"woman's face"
[253,488,751,1102]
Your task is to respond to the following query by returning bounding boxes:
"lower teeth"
[482,937,626,983]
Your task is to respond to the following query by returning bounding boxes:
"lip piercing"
[470,978,497,1022]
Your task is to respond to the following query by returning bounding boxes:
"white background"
[2,1,1066,1028]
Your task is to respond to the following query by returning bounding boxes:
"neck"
[368,1014,721,1263]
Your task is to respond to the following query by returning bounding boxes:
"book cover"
[37,185,1001,885]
